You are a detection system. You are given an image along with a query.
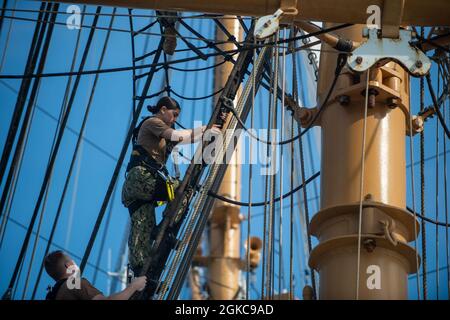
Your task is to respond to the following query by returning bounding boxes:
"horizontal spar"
[51,0,450,26]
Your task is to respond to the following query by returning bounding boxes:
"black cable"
[236,16,250,34]
[2,5,101,301]
[0,46,240,79]
[0,23,353,80]
[134,19,158,36]
[0,0,7,36]
[0,14,224,43]
[0,2,54,225]
[92,182,117,285]
[164,17,207,61]
[419,31,427,298]
[208,171,319,205]
[213,18,241,49]
[134,48,157,63]
[435,64,441,299]
[128,8,138,113]
[79,38,165,274]
[30,8,116,299]
[413,33,450,54]
[292,29,317,300]
[261,46,274,299]
[3,8,253,20]
[170,86,224,101]
[209,171,450,229]
[164,30,268,299]
[0,80,126,167]
[407,207,450,227]
[5,216,114,279]
[1,12,351,51]
[444,89,450,299]
[426,73,450,139]
[178,18,228,59]
[134,87,168,100]
[223,53,347,146]
[159,22,172,98]
[168,59,226,72]
[0,1,47,188]
[288,25,296,301]
[267,42,279,298]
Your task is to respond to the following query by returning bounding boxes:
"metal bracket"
[254,1,297,39]
[254,9,284,39]
[348,28,431,77]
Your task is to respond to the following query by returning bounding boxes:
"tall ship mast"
[0,0,449,300]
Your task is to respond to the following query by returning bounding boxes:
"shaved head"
[44,251,72,281]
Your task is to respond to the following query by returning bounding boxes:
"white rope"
[356,68,370,300]
[278,27,287,295]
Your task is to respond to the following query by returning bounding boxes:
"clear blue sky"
[0,0,448,300]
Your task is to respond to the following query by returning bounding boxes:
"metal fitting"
[367,89,378,108]
[363,238,377,253]
[386,97,400,109]
[411,115,424,133]
[355,56,363,64]
[364,193,373,201]
[338,95,351,106]
[163,28,177,55]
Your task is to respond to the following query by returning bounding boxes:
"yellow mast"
[208,17,243,300]
[308,23,418,299]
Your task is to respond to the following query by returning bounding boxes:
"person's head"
[147,96,180,126]
[44,251,77,281]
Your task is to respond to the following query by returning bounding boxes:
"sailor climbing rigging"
[122,96,224,276]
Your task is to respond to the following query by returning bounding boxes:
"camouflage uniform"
[122,165,158,275]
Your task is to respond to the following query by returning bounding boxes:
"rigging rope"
[409,83,422,301]
[79,37,165,274]
[3,4,100,301]
[425,74,450,139]
[223,53,348,147]
[170,86,224,101]
[435,66,441,298]
[169,59,226,72]
[292,26,317,300]
[268,33,280,298]
[246,31,257,300]
[0,0,16,72]
[279,27,288,296]
[128,9,138,112]
[260,43,273,300]
[0,23,353,80]
[356,68,370,300]
[444,81,450,298]
[30,6,115,299]
[0,1,48,196]
[419,28,428,298]
[289,25,296,301]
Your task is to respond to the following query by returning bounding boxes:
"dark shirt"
[51,278,102,300]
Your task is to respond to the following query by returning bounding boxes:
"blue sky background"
[0,0,449,300]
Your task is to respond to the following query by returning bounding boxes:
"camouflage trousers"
[122,166,158,275]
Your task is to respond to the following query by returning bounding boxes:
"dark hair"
[147,96,180,114]
[44,250,69,281]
